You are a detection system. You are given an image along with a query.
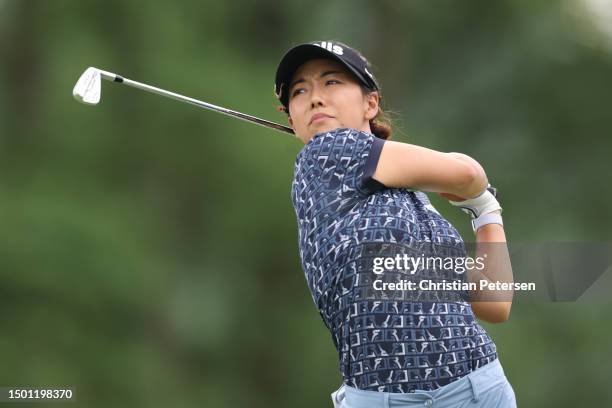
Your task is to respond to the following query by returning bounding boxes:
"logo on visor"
[316,41,344,56]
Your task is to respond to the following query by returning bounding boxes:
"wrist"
[471,212,504,233]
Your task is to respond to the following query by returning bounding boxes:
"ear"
[288,116,294,128]
[364,92,380,121]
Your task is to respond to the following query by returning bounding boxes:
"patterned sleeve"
[295,128,386,199]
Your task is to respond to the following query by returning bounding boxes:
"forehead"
[291,58,349,81]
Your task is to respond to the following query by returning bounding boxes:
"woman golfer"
[274,41,517,408]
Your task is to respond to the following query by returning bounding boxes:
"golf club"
[72,67,295,135]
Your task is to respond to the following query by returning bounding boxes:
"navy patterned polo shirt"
[291,128,498,393]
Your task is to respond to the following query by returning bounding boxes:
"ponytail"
[362,86,393,140]
[369,107,393,140]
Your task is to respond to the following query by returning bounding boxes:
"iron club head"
[73,67,102,105]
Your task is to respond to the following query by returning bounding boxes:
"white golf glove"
[449,184,501,218]
[448,184,503,232]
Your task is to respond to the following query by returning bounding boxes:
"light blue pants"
[331,359,517,408]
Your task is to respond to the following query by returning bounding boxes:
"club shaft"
[97,70,294,135]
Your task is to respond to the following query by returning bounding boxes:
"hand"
[439,184,502,219]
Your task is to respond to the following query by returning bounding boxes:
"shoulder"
[293,128,378,174]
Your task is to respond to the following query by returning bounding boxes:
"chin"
[300,124,342,143]
[312,123,341,135]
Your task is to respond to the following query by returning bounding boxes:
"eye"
[291,88,305,98]
[326,79,340,85]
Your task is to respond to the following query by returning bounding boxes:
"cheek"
[339,93,367,122]
[288,102,305,125]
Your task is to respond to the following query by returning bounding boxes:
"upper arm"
[372,141,487,197]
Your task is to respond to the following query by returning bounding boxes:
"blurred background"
[1,0,611,406]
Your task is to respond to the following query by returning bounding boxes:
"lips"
[309,113,333,125]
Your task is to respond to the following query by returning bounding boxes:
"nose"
[309,86,325,109]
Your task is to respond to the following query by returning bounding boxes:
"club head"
[73,67,102,105]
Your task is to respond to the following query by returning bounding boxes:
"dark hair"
[347,43,393,140]
[361,85,393,140]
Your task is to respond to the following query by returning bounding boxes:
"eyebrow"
[289,70,343,91]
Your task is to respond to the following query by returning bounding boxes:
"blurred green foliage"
[1,0,611,406]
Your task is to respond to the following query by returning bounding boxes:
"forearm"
[468,222,510,290]
[467,213,514,322]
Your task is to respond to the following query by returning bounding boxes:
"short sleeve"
[295,128,386,198]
